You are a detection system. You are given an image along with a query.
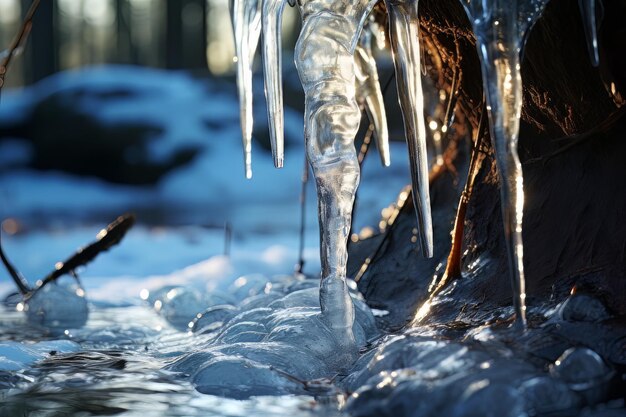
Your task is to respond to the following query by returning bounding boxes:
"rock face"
[349,0,626,330]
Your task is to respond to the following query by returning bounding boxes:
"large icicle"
[386,0,434,258]
[355,24,391,167]
[232,0,263,178]
[461,0,549,329]
[261,0,288,168]
[578,0,600,67]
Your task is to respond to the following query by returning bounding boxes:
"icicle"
[386,0,434,258]
[355,25,391,167]
[232,0,262,178]
[578,0,600,67]
[261,0,288,168]
[461,0,549,329]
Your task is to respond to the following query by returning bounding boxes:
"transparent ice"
[354,20,390,167]
[161,272,379,397]
[232,0,434,370]
[550,347,614,398]
[24,279,89,334]
[460,0,549,329]
[578,0,600,67]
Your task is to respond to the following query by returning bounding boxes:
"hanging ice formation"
[460,0,549,329]
[232,0,433,362]
[578,0,600,67]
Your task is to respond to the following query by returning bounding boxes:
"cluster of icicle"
[231,0,602,338]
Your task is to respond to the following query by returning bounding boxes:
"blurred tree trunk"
[166,0,207,69]
[24,0,57,83]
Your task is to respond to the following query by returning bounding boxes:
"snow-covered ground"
[0,65,411,302]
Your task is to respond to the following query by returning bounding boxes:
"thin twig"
[224,221,232,257]
[0,0,41,101]
[31,214,135,294]
[295,155,309,274]
[0,227,31,294]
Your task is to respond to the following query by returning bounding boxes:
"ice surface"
[193,356,303,399]
[163,270,379,398]
[190,304,239,334]
[556,293,611,323]
[24,280,89,334]
[550,347,613,391]
[461,0,549,329]
[0,340,80,372]
[521,376,582,415]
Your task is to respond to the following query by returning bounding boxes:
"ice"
[223,273,272,302]
[520,376,582,415]
[261,0,288,168]
[215,321,267,344]
[578,0,600,67]
[165,271,379,397]
[190,304,239,334]
[153,287,209,331]
[232,0,262,178]
[387,0,433,258]
[24,279,89,334]
[239,292,283,311]
[355,21,390,167]
[193,356,303,399]
[0,340,80,372]
[215,342,331,379]
[550,347,614,403]
[556,293,611,322]
[460,0,550,329]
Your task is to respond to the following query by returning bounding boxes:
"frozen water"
[0,340,80,372]
[556,293,611,323]
[521,376,582,415]
[164,271,379,397]
[215,321,267,344]
[224,273,273,302]
[24,280,89,334]
[232,0,262,178]
[461,0,550,328]
[153,287,210,331]
[578,0,600,67]
[550,347,614,403]
[355,21,390,167]
[190,304,239,334]
[193,356,304,399]
[386,0,434,257]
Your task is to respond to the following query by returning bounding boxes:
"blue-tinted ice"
[460,0,549,329]
[156,274,378,398]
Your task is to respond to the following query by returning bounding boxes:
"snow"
[0,65,411,302]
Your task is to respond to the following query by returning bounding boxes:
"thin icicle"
[461,0,549,329]
[232,0,262,178]
[386,0,434,258]
[578,0,600,67]
[261,0,288,168]
[355,23,391,167]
